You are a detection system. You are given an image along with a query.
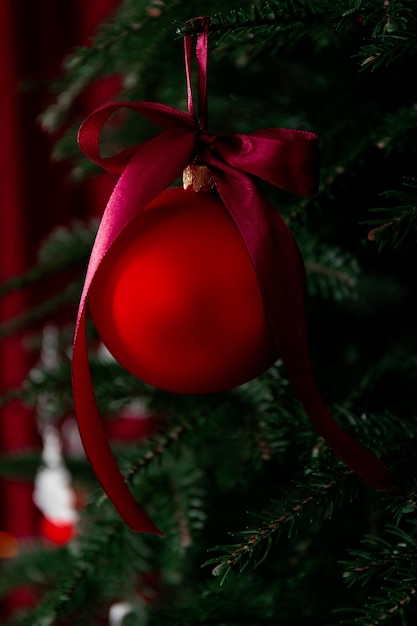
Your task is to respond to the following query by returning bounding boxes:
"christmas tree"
[1,1,417,624]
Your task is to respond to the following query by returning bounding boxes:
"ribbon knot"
[72,17,393,536]
[196,130,217,153]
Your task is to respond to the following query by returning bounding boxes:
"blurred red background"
[0,0,120,614]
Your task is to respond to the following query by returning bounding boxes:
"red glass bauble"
[40,517,76,545]
[88,186,278,393]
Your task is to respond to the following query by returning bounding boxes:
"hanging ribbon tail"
[72,309,163,535]
[212,163,394,491]
[264,208,394,489]
[72,127,197,534]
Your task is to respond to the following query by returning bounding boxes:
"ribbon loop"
[196,130,319,196]
[78,101,195,174]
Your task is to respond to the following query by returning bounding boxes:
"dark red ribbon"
[72,17,392,535]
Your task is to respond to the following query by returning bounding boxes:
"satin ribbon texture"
[72,17,393,535]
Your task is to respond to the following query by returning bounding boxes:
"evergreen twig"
[204,462,355,585]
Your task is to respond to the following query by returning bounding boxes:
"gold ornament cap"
[183,162,214,192]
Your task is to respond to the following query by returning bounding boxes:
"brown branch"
[305,261,356,289]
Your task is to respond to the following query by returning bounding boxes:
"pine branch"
[357,0,417,71]
[359,30,417,70]
[0,280,82,340]
[0,220,96,299]
[365,177,417,250]
[9,518,144,626]
[374,102,417,157]
[204,459,355,585]
[337,522,417,625]
[303,245,360,301]
[250,385,325,469]
[0,545,72,604]
[122,414,202,483]
[176,1,324,37]
[89,405,212,531]
[169,457,206,547]
[0,219,95,348]
[146,574,287,626]
[39,0,188,133]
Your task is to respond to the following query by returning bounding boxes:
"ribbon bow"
[72,17,392,536]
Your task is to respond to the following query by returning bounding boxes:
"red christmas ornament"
[88,186,278,394]
[72,17,393,535]
[40,517,76,545]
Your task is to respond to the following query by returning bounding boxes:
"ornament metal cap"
[183,161,213,192]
